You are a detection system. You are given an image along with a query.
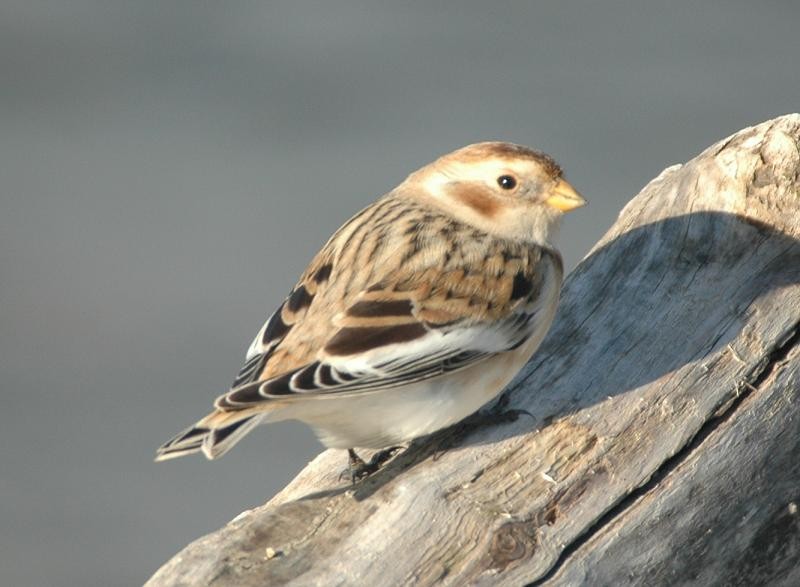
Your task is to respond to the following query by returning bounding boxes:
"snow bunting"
[156,142,585,470]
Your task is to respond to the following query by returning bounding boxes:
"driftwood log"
[147,115,800,586]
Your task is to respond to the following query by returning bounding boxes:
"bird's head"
[403,141,586,246]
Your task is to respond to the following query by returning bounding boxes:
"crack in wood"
[527,321,800,586]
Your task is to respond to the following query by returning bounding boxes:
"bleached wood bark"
[147,115,800,587]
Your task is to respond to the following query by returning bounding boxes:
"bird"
[155,141,586,478]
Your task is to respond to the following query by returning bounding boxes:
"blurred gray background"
[1,1,798,585]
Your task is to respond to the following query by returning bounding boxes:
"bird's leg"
[341,447,403,484]
[345,448,368,483]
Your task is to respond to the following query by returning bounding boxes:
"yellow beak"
[545,178,586,212]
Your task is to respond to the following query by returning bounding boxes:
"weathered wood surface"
[147,115,800,587]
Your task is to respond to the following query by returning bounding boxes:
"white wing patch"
[217,307,539,408]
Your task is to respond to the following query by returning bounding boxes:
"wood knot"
[488,520,538,571]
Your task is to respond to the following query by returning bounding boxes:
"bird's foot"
[485,391,534,423]
[490,407,534,424]
[340,447,403,484]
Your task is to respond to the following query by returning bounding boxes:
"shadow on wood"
[147,115,800,587]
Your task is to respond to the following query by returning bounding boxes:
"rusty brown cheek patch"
[452,185,501,218]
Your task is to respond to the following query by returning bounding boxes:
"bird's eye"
[497,175,517,190]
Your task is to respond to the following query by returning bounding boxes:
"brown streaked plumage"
[156,141,585,465]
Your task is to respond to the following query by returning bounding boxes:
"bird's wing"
[216,248,560,410]
[228,257,335,390]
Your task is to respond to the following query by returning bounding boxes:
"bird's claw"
[491,407,534,423]
[340,447,402,485]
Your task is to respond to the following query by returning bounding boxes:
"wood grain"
[146,114,800,587]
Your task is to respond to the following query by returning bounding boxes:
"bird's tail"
[155,411,264,461]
